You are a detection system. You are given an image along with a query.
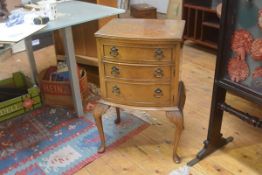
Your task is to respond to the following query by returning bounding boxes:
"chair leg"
[93,103,110,153]
[115,107,121,124]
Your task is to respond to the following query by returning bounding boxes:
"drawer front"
[105,81,171,106]
[103,45,172,63]
[104,62,172,81]
[131,9,157,19]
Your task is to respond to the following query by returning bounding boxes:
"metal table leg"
[61,27,84,116]
[25,37,38,85]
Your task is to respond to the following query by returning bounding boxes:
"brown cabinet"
[54,0,117,66]
[183,2,220,49]
[96,19,184,107]
[93,19,187,163]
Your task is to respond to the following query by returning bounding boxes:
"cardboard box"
[40,67,89,108]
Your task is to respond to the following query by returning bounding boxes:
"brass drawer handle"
[154,48,164,60]
[154,68,164,78]
[110,46,119,57]
[154,88,163,98]
[111,66,120,76]
[112,85,120,96]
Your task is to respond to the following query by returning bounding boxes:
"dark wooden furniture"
[188,0,262,166]
[130,3,157,19]
[0,0,9,21]
[53,0,117,85]
[54,0,117,67]
[182,0,220,49]
[93,19,186,163]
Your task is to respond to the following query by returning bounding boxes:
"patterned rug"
[0,106,148,175]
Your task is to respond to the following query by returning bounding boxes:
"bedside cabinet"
[94,19,186,163]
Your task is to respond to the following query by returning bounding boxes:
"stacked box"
[0,72,42,122]
[40,67,88,108]
[130,3,157,19]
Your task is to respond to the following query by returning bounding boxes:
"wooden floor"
[72,44,262,175]
[0,42,261,175]
[74,43,261,175]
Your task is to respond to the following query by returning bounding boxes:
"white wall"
[130,0,169,13]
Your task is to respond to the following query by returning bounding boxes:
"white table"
[25,1,124,116]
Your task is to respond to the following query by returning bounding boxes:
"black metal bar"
[217,80,262,105]
[219,103,262,128]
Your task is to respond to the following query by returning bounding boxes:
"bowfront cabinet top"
[95,19,185,41]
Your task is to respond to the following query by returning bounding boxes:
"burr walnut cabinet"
[93,19,186,163]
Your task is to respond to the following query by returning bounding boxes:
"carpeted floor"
[0,106,148,175]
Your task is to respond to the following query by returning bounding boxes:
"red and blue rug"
[0,107,148,175]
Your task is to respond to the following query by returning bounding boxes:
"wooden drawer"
[104,62,172,82]
[131,9,157,19]
[130,3,157,19]
[104,81,171,106]
[103,45,172,63]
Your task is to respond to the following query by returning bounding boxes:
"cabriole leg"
[93,103,110,153]
[115,107,121,124]
[166,110,184,163]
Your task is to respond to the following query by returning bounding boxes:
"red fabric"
[231,29,253,60]
[251,39,262,61]
[227,57,249,82]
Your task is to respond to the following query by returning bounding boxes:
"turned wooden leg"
[115,107,121,124]
[93,103,110,153]
[166,110,184,163]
